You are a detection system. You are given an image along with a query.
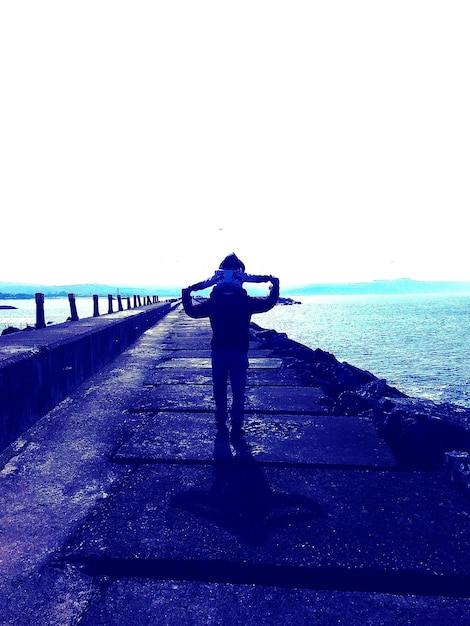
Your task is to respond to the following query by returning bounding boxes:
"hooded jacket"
[182,283,279,351]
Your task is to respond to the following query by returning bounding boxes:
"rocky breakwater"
[251,323,470,486]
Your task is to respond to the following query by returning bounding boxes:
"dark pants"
[211,349,248,428]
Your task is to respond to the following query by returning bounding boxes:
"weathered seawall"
[0,302,176,452]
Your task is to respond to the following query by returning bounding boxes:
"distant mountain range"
[282,278,470,296]
[1,278,470,299]
[0,282,175,298]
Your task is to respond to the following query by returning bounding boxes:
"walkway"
[1,306,469,624]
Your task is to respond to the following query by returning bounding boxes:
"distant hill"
[282,278,470,296]
[2,278,470,299]
[0,282,180,299]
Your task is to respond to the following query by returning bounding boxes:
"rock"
[445,451,470,496]
[333,379,391,417]
[251,322,470,472]
[1,326,21,335]
[373,397,470,470]
[251,322,404,401]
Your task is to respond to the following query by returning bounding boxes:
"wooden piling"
[93,295,100,317]
[35,293,46,329]
[108,295,113,314]
[68,293,79,322]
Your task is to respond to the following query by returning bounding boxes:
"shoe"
[215,412,228,427]
[230,426,245,440]
[216,422,229,435]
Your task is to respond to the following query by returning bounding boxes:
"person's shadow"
[171,427,323,547]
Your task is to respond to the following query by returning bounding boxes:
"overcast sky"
[1,2,469,289]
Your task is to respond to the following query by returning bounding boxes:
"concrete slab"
[61,464,470,587]
[155,357,214,369]
[154,357,285,369]
[114,413,397,468]
[144,368,303,387]
[4,564,469,626]
[245,386,328,414]
[158,336,266,349]
[129,384,328,415]
[157,336,210,344]
[159,349,214,358]
[130,384,215,412]
[159,327,200,337]
[144,368,214,386]
[49,576,470,626]
[158,349,276,358]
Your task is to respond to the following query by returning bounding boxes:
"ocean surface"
[257,293,470,409]
[0,295,175,332]
[0,296,110,332]
[1,293,469,408]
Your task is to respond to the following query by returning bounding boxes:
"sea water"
[257,293,470,408]
[1,293,469,408]
[0,297,108,331]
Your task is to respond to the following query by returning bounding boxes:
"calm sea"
[257,293,470,409]
[0,295,175,331]
[1,293,469,408]
[0,296,108,331]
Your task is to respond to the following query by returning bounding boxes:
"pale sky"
[1,2,469,289]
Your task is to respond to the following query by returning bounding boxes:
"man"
[182,253,280,438]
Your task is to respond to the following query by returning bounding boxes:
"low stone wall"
[0,302,175,452]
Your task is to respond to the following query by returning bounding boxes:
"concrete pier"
[0,306,469,624]
[0,302,174,452]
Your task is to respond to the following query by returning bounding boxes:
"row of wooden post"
[34,292,160,329]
